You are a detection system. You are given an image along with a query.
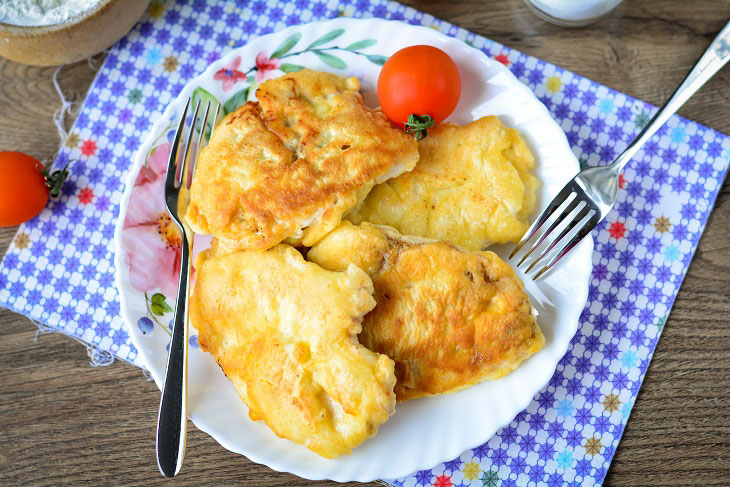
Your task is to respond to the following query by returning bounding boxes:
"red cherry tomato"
[0,151,49,227]
[377,45,461,131]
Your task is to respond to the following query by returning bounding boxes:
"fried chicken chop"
[308,222,544,401]
[348,116,539,250]
[185,69,419,252]
[190,242,397,458]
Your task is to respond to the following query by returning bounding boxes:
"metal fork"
[510,20,730,279]
[156,97,219,477]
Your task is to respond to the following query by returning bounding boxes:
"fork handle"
[155,231,192,477]
[612,20,730,172]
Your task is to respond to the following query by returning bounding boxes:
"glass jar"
[523,0,623,27]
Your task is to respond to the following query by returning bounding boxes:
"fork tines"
[164,97,221,220]
[509,181,599,280]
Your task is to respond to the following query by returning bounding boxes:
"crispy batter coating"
[185,69,419,251]
[348,116,539,250]
[308,222,544,401]
[190,242,396,458]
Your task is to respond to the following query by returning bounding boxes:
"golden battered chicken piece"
[185,69,419,252]
[308,222,544,402]
[190,242,396,458]
[348,116,539,250]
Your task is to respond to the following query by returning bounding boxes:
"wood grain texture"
[1,1,729,486]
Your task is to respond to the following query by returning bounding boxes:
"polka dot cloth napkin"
[1,1,728,485]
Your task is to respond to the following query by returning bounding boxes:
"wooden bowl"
[0,0,150,66]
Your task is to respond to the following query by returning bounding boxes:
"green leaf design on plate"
[191,86,219,137]
[307,28,345,49]
[223,86,250,116]
[150,293,173,316]
[191,86,217,108]
[345,39,377,50]
[313,50,347,69]
[270,32,301,59]
[280,63,306,73]
[366,54,388,66]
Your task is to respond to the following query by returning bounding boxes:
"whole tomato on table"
[377,45,462,140]
[0,151,68,227]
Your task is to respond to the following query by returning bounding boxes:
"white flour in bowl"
[0,0,101,27]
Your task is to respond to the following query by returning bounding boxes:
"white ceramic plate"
[114,17,592,482]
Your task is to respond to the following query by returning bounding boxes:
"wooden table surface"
[1,1,729,486]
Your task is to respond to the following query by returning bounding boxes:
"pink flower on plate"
[214,56,247,91]
[122,142,182,298]
[254,51,281,82]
